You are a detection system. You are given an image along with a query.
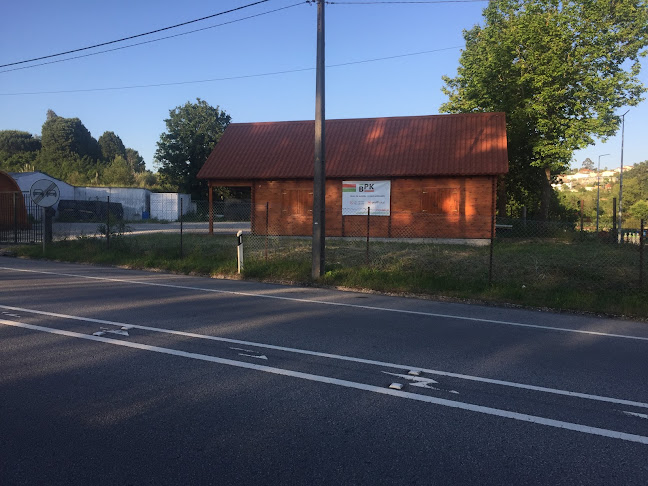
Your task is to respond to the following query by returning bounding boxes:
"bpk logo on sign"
[358,183,374,193]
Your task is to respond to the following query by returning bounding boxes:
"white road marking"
[1,317,648,446]
[1,303,647,410]
[229,346,268,360]
[2,266,648,343]
[230,346,261,353]
[384,371,439,385]
[238,353,268,360]
[383,371,458,393]
[622,411,648,420]
[94,327,130,337]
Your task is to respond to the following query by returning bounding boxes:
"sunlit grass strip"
[11,233,647,318]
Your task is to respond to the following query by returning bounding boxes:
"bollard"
[237,230,244,274]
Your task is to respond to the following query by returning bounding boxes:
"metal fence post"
[522,205,527,229]
[612,198,617,243]
[106,195,110,248]
[13,192,18,243]
[366,206,371,265]
[640,219,645,287]
[265,202,269,263]
[180,197,183,258]
[489,214,495,286]
[42,206,45,254]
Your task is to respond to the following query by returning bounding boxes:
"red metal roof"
[198,113,508,180]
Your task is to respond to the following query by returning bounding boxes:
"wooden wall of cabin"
[249,176,495,238]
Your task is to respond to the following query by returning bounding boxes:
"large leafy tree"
[0,130,41,172]
[98,131,127,164]
[38,110,101,181]
[40,111,101,161]
[441,0,648,219]
[154,98,231,199]
[102,155,135,187]
[125,147,146,173]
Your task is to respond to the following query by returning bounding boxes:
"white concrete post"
[237,230,244,274]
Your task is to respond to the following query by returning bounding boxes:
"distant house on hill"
[198,113,508,240]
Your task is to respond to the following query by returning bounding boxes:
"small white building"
[7,171,194,221]
[150,193,192,221]
[75,186,150,220]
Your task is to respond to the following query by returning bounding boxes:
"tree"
[125,148,146,173]
[0,130,41,155]
[98,131,126,164]
[134,170,158,188]
[102,155,135,186]
[441,0,648,219]
[154,98,231,199]
[581,158,595,171]
[629,200,648,222]
[0,130,41,172]
[39,111,101,180]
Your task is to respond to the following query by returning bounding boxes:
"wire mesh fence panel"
[23,193,647,298]
[493,217,646,294]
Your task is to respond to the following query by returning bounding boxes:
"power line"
[0,46,461,96]
[0,2,306,75]
[0,0,273,69]
[327,1,487,4]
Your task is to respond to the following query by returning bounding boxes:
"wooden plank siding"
[234,176,495,238]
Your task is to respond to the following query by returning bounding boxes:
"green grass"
[9,233,648,319]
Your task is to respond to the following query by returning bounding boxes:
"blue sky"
[1,0,646,173]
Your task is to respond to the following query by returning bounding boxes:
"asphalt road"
[1,257,648,485]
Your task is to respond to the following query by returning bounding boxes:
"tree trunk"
[539,166,552,221]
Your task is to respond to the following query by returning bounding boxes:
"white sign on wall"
[342,180,391,216]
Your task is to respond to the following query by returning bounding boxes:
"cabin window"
[282,189,313,216]
[421,187,459,214]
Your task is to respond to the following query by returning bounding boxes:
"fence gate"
[0,192,43,244]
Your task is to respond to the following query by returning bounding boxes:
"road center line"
[2,266,647,343]
[2,303,647,410]
[1,317,647,446]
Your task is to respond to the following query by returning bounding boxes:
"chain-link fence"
[3,195,646,297]
[44,198,250,259]
[243,202,646,293]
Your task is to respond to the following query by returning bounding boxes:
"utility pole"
[618,110,629,242]
[312,0,326,278]
[596,153,609,233]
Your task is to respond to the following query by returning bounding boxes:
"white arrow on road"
[383,371,459,394]
[229,347,268,360]
[92,327,130,337]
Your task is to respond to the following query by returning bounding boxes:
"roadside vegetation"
[9,232,648,319]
